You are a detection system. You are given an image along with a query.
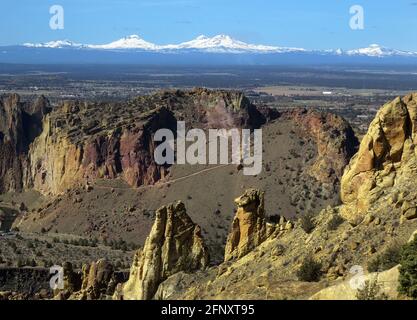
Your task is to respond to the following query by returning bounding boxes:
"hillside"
[3,91,417,300]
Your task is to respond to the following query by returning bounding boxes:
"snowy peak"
[23,40,83,49]
[178,34,248,49]
[171,34,302,53]
[87,35,159,50]
[346,44,416,57]
[24,35,159,50]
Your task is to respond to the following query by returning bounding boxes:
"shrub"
[356,276,388,300]
[111,238,129,251]
[16,258,24,268]
[367,242,402,273]
[115,259,123,269]
[300,214,315,234]
[398,236,417,299]
[10,242,17,252]
[42,260,52,268]
[27,259,37,267]
[120,242,128,252]
[296,255,322,282]
[327,214,344,231]
[89,238,98,247]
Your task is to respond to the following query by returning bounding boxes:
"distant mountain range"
[20,34,417,57]
[2,34,417,65]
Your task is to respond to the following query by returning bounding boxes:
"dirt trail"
[93,164,232,191]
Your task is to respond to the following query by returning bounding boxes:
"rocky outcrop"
[0,89,271,196]
[53,262,81,300]
[310,266,400,300]
[70,259,122,300]
[341,93,417,225]
[0,90,355,197]
[224,189,274,262]
[285,109,358,185]
[116,201,209,300]
[28,102,177,195]
[0,94,50,193]
[151,88,269,130]
[54,260,125,300]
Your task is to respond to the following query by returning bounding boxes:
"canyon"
[1,89,417,300]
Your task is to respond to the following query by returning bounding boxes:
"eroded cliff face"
[28,102,177,195]
[0,89,270,196]
[0,94,50,193]
[341,93,417,225]
[149,88,269,130]
[0,89,356,197]
[117,201,209,300]
[284,109,358,185]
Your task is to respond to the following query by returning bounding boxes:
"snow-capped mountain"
[87,35,160,50]
[164,34,304,53]
[23,40,84,49]
[18,35,417,59]
[25,34,303,53]
[23,34,305,53]
[346,44,417,57]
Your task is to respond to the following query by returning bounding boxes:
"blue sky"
[1,0,417,50]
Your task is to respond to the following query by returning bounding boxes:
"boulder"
[310,266,400,300]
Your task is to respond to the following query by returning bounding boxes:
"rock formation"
[71,259,120,300]
[284,108,358,184]
[157,88,269,130]
[53,262,81,300]
[0,89,271,196]
[0,90,353,198]
[224,189,274,261]
[0,94,50,193]
[54,259,123,300]
[341,93,417,225]
[310,266,400,300]
[28,102,177,195]
[116,201,209,300]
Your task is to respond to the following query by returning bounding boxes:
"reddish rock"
[282,108,358,184]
